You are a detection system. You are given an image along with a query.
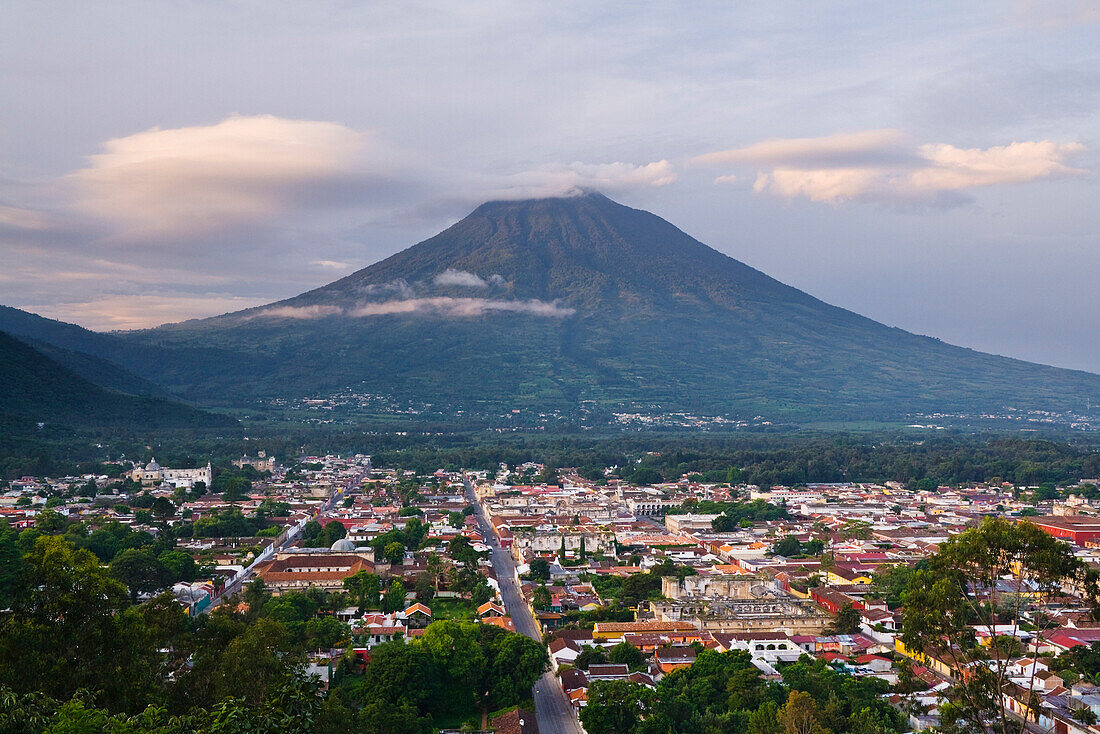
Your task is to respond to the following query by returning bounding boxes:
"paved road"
[465,478,585,734]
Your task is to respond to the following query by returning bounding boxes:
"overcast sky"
[1,1,1097,372]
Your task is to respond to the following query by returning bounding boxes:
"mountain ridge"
[0,331,236,430]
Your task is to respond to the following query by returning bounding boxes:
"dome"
[145,457,161,471]
[330,538,356,552]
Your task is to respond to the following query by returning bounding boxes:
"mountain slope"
[0,331,235,429]
[118,193,1098,423]
[0,305,264,404]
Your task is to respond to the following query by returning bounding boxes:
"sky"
[1,1,1098,372]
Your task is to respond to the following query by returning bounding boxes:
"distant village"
[6,452,1100,732]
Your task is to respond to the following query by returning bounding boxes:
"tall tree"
[580,680,654,734]
[778,690,827,734]
[383,580,407,613]
[109,548,169,603]
[902,517,1100,734]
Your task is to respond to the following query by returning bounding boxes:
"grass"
[430,598,478,620]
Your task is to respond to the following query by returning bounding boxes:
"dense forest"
[6,423,1097,489]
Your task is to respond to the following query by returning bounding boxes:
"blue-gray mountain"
[5,194,1098,424]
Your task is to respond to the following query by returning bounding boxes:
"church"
[130,458,213,489]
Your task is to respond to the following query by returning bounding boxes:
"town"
[6,450,1100,733]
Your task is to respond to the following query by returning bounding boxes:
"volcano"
[35,193,1100,424]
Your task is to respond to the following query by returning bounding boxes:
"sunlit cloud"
[1010,0,1100,29]
[67,115,368,239]
[46,293,268,331]
[0,204,51,231]
[696,131,1088,205]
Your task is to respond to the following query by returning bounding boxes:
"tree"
[355,700,433,734]
[383,579,407,613]
[608,641,646,671]
[772,535,802,557]
[581,680,654,734]
[529,557,550,581]
[574,645,610,670]
[0,523,24,608]
[839,520,872,540]
[471,578,493,606]
[383,541,406,566]
[827,603,861,635]
[0,536,158,710]
[748,701,782,734]
[629,467,662,486]
[151,496,176,520]
[424,552,445,592]
[109,548,169,603]
[35,509,67,534]
[902,517,1100,734]
[414,574,434,604]
[343,570,380,609]
[778,690,827,734]
[532,584,551,610]
[448,535,480,567]
[158,549,197,583]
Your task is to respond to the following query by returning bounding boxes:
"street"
[465,478,585,734]
[210,466,365,608]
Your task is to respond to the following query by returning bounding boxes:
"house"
[827,567,874,585]
[810,586,863,614]
[401,603,433,629]
[714,631,803,666]
[592,620,698,641]
[478,601,507,618]
[481,616,517,632]
[587,664,631,680]
[253,552,375,594]
[654,646,697,674]
[491,708,539,734]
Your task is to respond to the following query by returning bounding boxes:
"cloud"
[251,297,574,320]
[349,297,574,318]
[66,114,368,239]
[0,204,50,231]
[433,268,487,287]
[697,131,1088,204]
[46,293,266,331]
[911,141,1087,190]
[1010,0,1100,28]
[310,260,351,269]
[251,304,345,320]
[693,130,912,169]
[487,160,676,199]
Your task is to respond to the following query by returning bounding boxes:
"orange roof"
[480,616,516,632]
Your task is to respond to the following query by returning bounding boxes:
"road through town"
[210,466,365,608]
[465,478,585,734]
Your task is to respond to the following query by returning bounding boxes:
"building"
[233,451,276,473]
[1030,517,1100,545]
[253,549,375,594]
[130,458,212,489]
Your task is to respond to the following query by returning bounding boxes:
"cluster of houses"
[472,469,1100,731]
[9,453,1100,732]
